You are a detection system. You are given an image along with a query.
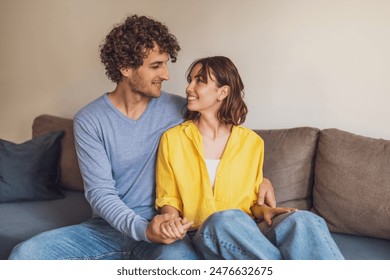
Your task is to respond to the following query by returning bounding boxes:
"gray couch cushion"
[313,129,390,240]
[332,233,390,260]
[255,127,319,210]
[0,190,91,259]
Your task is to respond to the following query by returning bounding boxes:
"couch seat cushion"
[0,190,91,259]
[331,233,390,260]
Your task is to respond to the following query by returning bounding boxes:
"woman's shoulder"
[163,120,194,136]
[235,125,263,141]
[234,126,264,147]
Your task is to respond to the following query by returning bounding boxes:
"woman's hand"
[158,205,193,240]
[160,217,193,240]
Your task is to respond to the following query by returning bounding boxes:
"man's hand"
[261,205,296,226]
[251,204,296,226]
[257,178,276,208]
[146,213,192,244]
[160,217,193,240]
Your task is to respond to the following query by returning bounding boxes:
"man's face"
[126,45,170,98]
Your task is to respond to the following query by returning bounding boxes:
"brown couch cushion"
[255,127,319,210]
[312,129,390,239]
[32,115,84,191]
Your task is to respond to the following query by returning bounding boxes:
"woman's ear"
[217,85,230,101]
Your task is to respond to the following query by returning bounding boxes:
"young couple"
[9,15,343,260]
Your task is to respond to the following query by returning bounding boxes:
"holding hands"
[160,216,193,240]
[146,206,193,244]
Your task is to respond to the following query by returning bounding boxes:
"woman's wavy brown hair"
[184,56,248,125]
[100,15,181,83]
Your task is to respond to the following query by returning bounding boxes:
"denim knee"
[8,239,41,260]
[9,229,64,260]
[203,209,250,227]
[8,243,24,260]
[142,236,198,260]
[198,209,254,237]
[158,244,198,260]
[286,210,326,226]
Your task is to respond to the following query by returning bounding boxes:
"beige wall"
[1,0,390,143]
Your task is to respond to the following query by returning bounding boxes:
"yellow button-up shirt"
[156,120,264,228]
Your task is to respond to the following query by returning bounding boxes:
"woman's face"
[186,63,223,115]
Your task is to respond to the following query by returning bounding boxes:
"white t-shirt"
[205,159,220,187]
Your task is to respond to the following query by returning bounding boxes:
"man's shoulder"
[160,120,189,137]
[151,92,186,125]
[160,91,186,107]
[74,94,107,120]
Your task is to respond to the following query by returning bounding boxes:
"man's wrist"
[133,219,150,242]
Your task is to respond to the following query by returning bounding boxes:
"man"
[9,15,275,260]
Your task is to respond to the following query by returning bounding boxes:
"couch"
[1,114,389,260]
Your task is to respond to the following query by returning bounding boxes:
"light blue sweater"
[74,92,185,242]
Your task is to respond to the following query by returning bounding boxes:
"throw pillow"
[32,115,84,191]
[0,130,65,203]
[312,129,390,240]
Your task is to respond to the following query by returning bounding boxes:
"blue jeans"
[192,209,344,260]
[8,217,198,260]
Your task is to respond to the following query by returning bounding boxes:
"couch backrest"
[313,128,390,240]
[32,114,390,239]
[255,127,320,210]
[32,114,84,191]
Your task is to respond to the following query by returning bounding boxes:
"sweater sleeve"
[155,132,183,213]
[73,117,150,242]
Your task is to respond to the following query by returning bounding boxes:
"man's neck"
[108,84,150,120]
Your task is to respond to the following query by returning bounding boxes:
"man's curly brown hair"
[100,15,181,83]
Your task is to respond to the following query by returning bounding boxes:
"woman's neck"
[196,115,232,159]
[196,117,227,138]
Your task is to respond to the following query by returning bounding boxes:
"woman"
[155,56,344,260]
